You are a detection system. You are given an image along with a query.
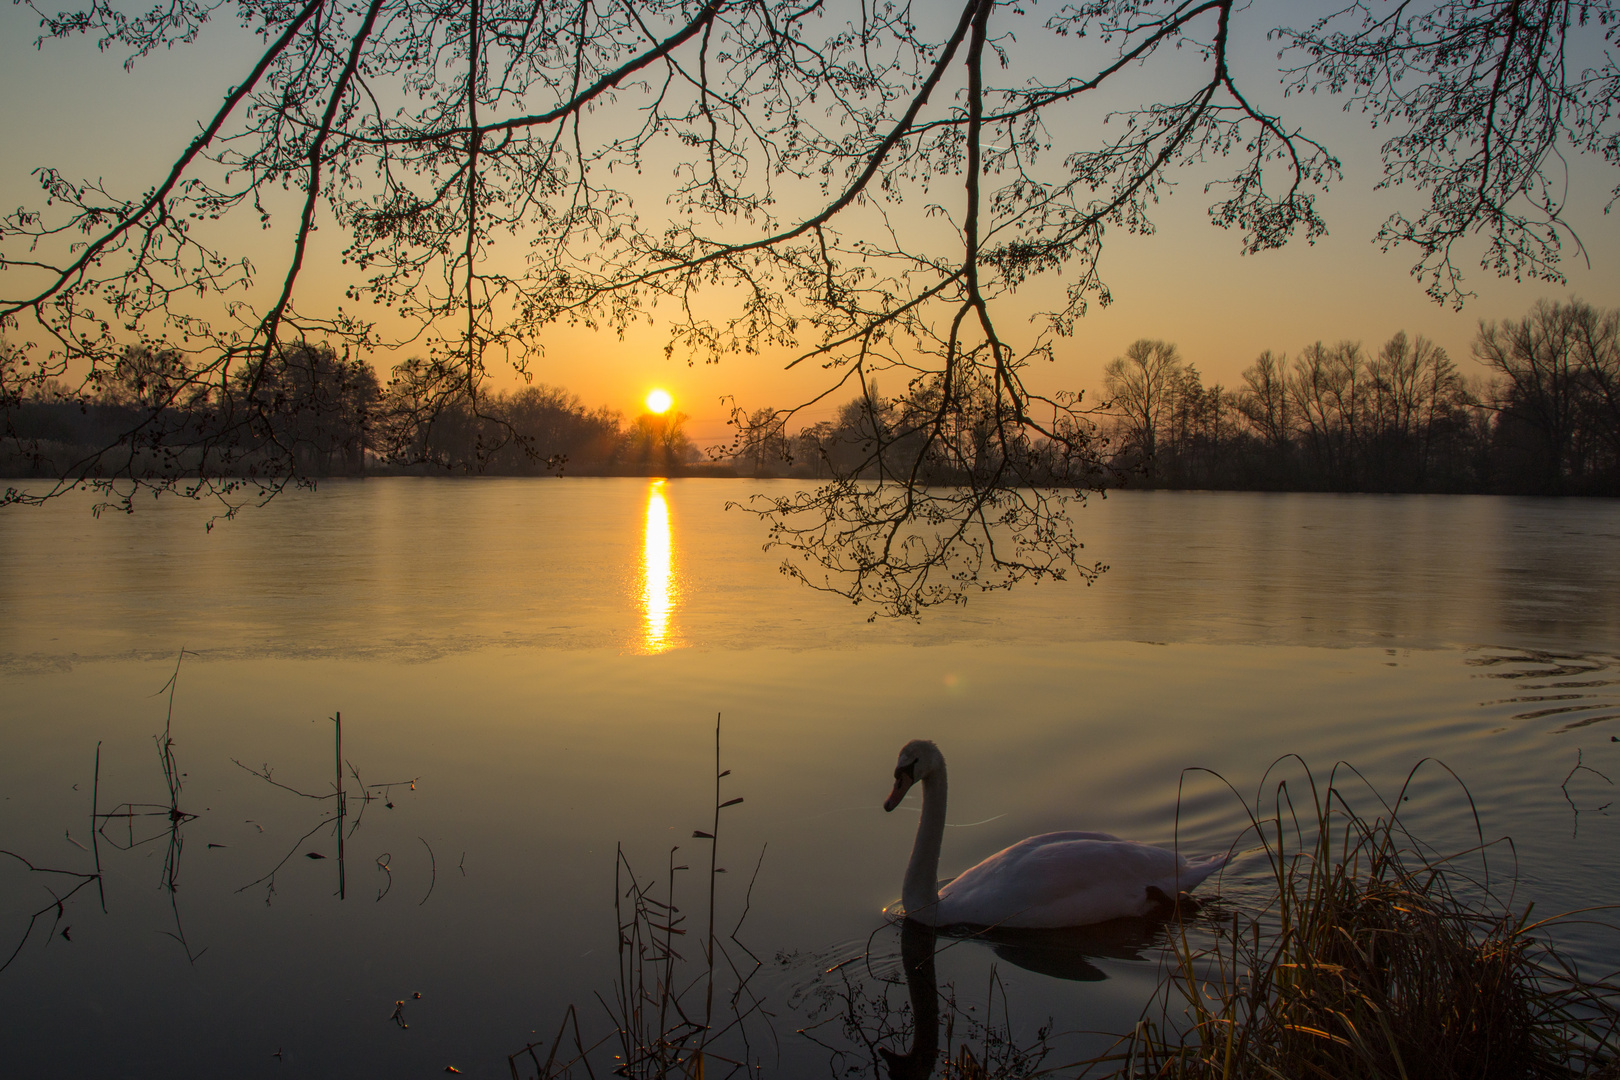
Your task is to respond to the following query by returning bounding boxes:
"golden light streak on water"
[641,480,674,652]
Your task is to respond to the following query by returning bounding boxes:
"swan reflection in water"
[879,920,940,1080]
[640,480,675,652]
[876,914,1174,1080]
[956,914,1173,982]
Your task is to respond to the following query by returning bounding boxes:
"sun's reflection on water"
[640,480,675,652]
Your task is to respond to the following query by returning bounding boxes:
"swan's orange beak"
[884,768,915,812]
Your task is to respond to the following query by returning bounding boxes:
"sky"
[2,0,1616,446]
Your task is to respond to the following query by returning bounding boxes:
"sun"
[645,388,674,415]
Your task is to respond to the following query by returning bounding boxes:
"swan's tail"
[1179,851,1232,892]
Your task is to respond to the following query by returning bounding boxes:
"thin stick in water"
[418,837,436,906]
[91,741,106,914]
[335,712,345,900]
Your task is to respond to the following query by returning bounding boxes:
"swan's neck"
[903,767,947,922]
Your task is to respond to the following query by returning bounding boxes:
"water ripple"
[1468,648,1620,733]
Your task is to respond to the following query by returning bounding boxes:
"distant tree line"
[725,379,1103,490]
[727,300,1619,497]
[1,344,705,479]
[1093,299,1619,496]
[8,300,1614,494]
[380,356,702,474]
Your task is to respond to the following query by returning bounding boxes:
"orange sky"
[3,2,1616,448]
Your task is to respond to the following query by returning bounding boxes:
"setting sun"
[645,388,673,415]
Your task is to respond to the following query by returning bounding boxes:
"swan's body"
[884,740,1229,929]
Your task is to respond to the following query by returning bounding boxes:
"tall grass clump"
[1122,759,1620,1080]
[508,717,768,1080]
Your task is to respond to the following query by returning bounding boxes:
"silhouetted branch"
[0,849,100,974]
[232,759,328,800]
[235,815,340,904]
[5,0,1614,609]
[417,837,436,907]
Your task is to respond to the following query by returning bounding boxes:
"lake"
[2,479,1618,1077]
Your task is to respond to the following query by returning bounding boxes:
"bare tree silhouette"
[2,0,1614,611]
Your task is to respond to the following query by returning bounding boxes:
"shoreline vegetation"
[517,751,1620,1080]
[1123,760,1620,1080]
[5,299,1617,497]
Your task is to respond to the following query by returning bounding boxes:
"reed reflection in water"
[640,480,676,652]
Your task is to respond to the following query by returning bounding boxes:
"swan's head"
[884,739,943,812]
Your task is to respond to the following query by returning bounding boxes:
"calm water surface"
[2,480,1618,1077]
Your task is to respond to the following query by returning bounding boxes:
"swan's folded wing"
[940,837,1189,928]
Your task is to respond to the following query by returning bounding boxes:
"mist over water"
[2,480,1617,1076]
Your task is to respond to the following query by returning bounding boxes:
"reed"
[1115,759,1620,1080]
[510,715,768,1080]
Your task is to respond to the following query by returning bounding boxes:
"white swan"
[884,739,1229,929]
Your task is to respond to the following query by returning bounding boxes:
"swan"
[883,739,1229,929]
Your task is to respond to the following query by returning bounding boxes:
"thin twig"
[418,837,437,906]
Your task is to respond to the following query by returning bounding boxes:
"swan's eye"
[894,761,916,783]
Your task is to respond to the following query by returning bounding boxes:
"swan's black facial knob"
[884,760,917,812]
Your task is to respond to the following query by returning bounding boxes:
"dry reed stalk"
[1117,759,1620,1080]
[510,715,766,1080]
